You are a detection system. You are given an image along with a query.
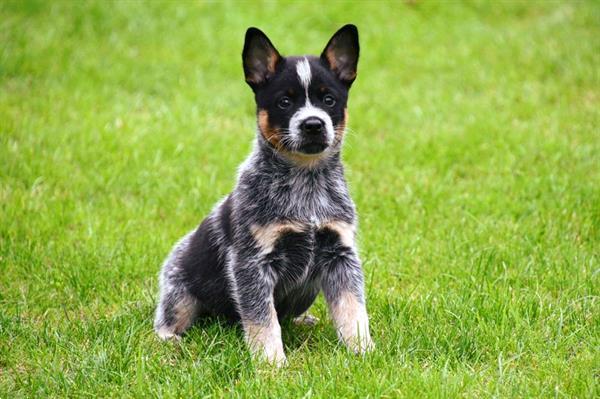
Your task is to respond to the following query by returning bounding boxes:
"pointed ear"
[320,24,359,87]
[242,27,282,89]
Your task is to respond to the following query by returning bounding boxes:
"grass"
[1,0,598,397]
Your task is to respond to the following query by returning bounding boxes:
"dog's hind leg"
[154,233,199,340]
[154,286,198,340]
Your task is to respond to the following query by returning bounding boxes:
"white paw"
[293,313,319,326]
[346,333,375,354]
[156,327,182,341]
[262,341,287,367]
[248,338,287,367]
[336,311,374,354]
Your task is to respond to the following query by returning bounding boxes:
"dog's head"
[242,25,359,163]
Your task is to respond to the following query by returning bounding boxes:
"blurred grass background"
[1,0,598,397]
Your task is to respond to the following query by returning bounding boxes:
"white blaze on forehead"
[296,57,312,91]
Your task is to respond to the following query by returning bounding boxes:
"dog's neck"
[233,134,353,223]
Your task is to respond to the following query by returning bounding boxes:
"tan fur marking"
[258,109,282,149]
[250,221,306,254]
[323,220,355,247]
[325,49,357,81]
[266,52,279,74]
[245,52,280,84]
[283,151,332,169]
[243,302,286,366]
[156,294,197,340]
[334,108,348,141]
[328,291,374,354]
[325,49,339,72]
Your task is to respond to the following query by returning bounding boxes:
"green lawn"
[1,0,598,397]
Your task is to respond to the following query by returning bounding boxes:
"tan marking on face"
[335,108,348,141]
[258,109,282,149]
[243,302,286,366]
[323,220,354,247]
[250,221,306,254]
[284,151,332,168]
[328,291,374,354]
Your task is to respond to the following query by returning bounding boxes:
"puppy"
[154,25,373,366]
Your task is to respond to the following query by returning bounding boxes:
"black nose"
[301,118,324,135]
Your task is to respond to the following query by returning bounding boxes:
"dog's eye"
[323,94,336,107]
[278,96,292,109]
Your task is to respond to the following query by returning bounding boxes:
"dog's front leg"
[230,255,285,366]
[321,251,374,354]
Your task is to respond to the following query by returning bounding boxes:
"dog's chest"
[240,161,355,284]
[265,224,325,317]
[274,170,350,221]
[262,219,347,289]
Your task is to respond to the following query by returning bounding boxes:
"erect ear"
[320,24,359,87]
[242,27,282,89]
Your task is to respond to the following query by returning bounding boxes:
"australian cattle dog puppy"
[154,25,373,366]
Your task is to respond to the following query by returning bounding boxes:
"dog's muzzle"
[301,117,324,135]
[298,117,328,154]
